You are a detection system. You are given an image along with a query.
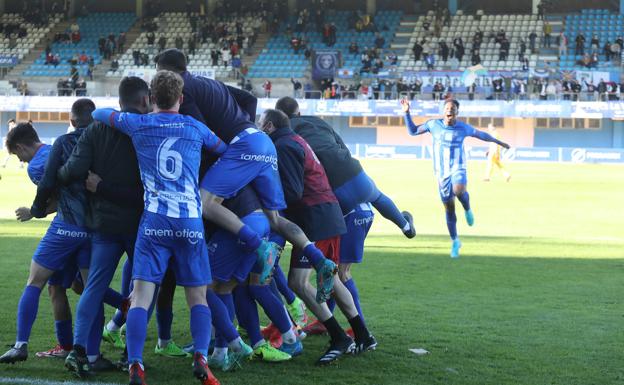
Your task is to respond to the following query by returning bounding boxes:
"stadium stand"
[110,12,260,78]
[560,9,624,70]
[247,10,402,79]
[24,13,136,78]
[399,10,541,72]
[0,13,62,63]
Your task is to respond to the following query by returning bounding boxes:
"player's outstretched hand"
[501,142,511,149]
[400,98,410,113]
[16,207,33,222]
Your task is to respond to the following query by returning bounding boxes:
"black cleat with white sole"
[402,211,416,238]
[353,334,378,355]
[316,337,355,366]
[0,345,28,364]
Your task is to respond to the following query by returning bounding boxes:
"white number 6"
[157,137,183,181]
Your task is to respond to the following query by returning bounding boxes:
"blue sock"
[156,307,173,341]
[344,278,365,325]
[269,279,283,304]
[249,284,291,334]
[16,285,42,343]
[327,298,336,313]
[446,210,458,240]
[126,307,148,364]
[55,319,73,350]
[120,259,132,297]
[457,191,471,211]
[273,265,295,304]
[206,291,238,343]
[103,288,123,310]
[190,305,211,357]
[371,192,408,228]
[238,225,262,252]
[86,305,104,357]
[233,285,263,346]
[303,244,325,269]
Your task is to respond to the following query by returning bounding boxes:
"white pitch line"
[0,377,123,385]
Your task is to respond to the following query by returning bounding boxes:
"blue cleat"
[256,240,282,284]
[465,209,474,226]
[315,259,337,303]
[279,340,303,357]
[451,238,462,259]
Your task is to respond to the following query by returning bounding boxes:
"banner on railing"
[0,55,19,67]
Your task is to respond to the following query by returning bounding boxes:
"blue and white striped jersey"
[420,119,477,179]
[94,109,226,219]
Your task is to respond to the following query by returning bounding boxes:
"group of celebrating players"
[0,48,509,385]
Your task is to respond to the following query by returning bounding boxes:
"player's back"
[180,72,254,144]
[126,112,206,219]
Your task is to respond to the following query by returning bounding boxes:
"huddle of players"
[0,48,416,385]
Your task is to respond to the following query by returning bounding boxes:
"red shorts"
[290,236,340,268]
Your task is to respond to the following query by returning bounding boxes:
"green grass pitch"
[0,155,622,385]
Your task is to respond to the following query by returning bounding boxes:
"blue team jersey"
[99,109,226,219]
[27,144,51,185]
[421,119,477,179]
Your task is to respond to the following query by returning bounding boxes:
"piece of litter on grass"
[409,348,430,355]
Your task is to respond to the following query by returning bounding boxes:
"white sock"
[87,355,98,363]
[282,329,297,344]
[211,347,227,360]
[129,362,144,371]
[14,341,27,348]
[402,222,411,232]
[228,337,243,352]
[252,340,265,350]
[158,338,171,348]
[106,320,121,332]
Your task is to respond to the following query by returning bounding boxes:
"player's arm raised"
[401,98,429,135]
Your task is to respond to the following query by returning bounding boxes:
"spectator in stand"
[439,41,449,62]
[374,33,385,49]
[17,80,28,96]
[45,52,54,65]
[558,32,567,58]
[590,52,599,68]
[52,53,60,67]
[263,80,272,98]
[453,37,464,62]
[104,38,114,59]
[604,41,612,62]
[372,58,384,74]
[117,32,126,53]
[188,36,197,55]
[387,51,398,66]
[467,82,476,100]
[221,45,231,66]
[529,30,537,53]
[579,53,591,68]
[499,38,510,61]
[413,39,424,61]
[522,57,529,71]
[110,57,119,72]
[69,53,79,66]
[575,34,585,56]
[291,78,303,98]
[425,53,435,70]
[432,81,444,101]
[244,79,254,94]
[132,49,141,66]
[290,36,301,53]
[71,29,81,44]
[78,52,88,64]
[147,31,156,46]
[158,34,167,52]
[140,52,149,66]
[231,55,242,77]
[519,38,527,61]
[590,34,599,52]
[543,22,552,47]
[70,22,79,34]
[471,49,481,65]
[175,35,184,50]
[98,36,106,56]
[349,41,359,56]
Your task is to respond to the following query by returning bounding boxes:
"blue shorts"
[200,128,286,211]
[208,212,270,283]
[438,170,468,202]
[133,212,211,287]
[333,171,381,215]
[340,204,374,264]
[33,217,91,274]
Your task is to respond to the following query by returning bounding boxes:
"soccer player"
[258,109,376,365]
[483,123,511,182]
[401,99,510,258]
[58,77,146,377]
[0,101,125,366]
[154,49,337,302]
[91,70,225,385]
[275,97,415,238]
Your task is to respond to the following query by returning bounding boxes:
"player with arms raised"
[401,99,510,258]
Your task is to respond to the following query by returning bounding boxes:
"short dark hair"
[7,118,15,124]
[119,76,150,109]
[275,97,299,118]
[151,70,184,110]
[445,99,460,109]
[262,109,290,129]
[154,49,187,73]
[71,98,96,128]
[5,122,40,153]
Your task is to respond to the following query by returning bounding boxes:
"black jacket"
[32,128,89,227]
[57,112,143,235]
[290,115,363,189]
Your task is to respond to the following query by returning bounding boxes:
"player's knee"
[338,264,351,282]
[71,280,84,295]
[48,284,66,299]
[184,286,208,307]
